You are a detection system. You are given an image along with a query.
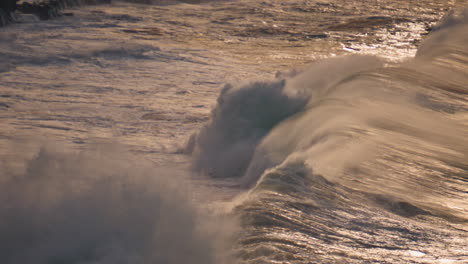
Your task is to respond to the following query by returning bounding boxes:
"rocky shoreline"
[0,0,111,27]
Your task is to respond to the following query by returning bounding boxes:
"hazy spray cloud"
[188,80,307,179]
[0,143,234,264]
[189,55,382,184]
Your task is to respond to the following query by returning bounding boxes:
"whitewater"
[0,0,467,263]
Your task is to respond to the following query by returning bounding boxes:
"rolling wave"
[1,4,466,264]
[191,9,468,263]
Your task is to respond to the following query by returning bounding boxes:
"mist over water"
[0,143,234,264]
[188,79,307,179]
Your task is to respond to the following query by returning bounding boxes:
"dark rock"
[0,0,18,12]
[0,0,18,26]
[1,0,113,27]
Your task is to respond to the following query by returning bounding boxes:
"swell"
[191,9,468,263]
[245,8,468,218]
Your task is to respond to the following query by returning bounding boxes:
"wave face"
[191,10,468,263]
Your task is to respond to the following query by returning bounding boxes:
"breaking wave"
[2,5,467,264]
[190,9,468,263]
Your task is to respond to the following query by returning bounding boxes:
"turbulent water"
[0,1,467,264]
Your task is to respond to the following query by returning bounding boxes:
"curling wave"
[190,9,468,263]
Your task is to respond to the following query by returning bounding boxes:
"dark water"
[0,1,467,264]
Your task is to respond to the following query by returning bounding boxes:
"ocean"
[0,0,467,263]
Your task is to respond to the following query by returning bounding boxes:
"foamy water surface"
[0,1,467,263]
